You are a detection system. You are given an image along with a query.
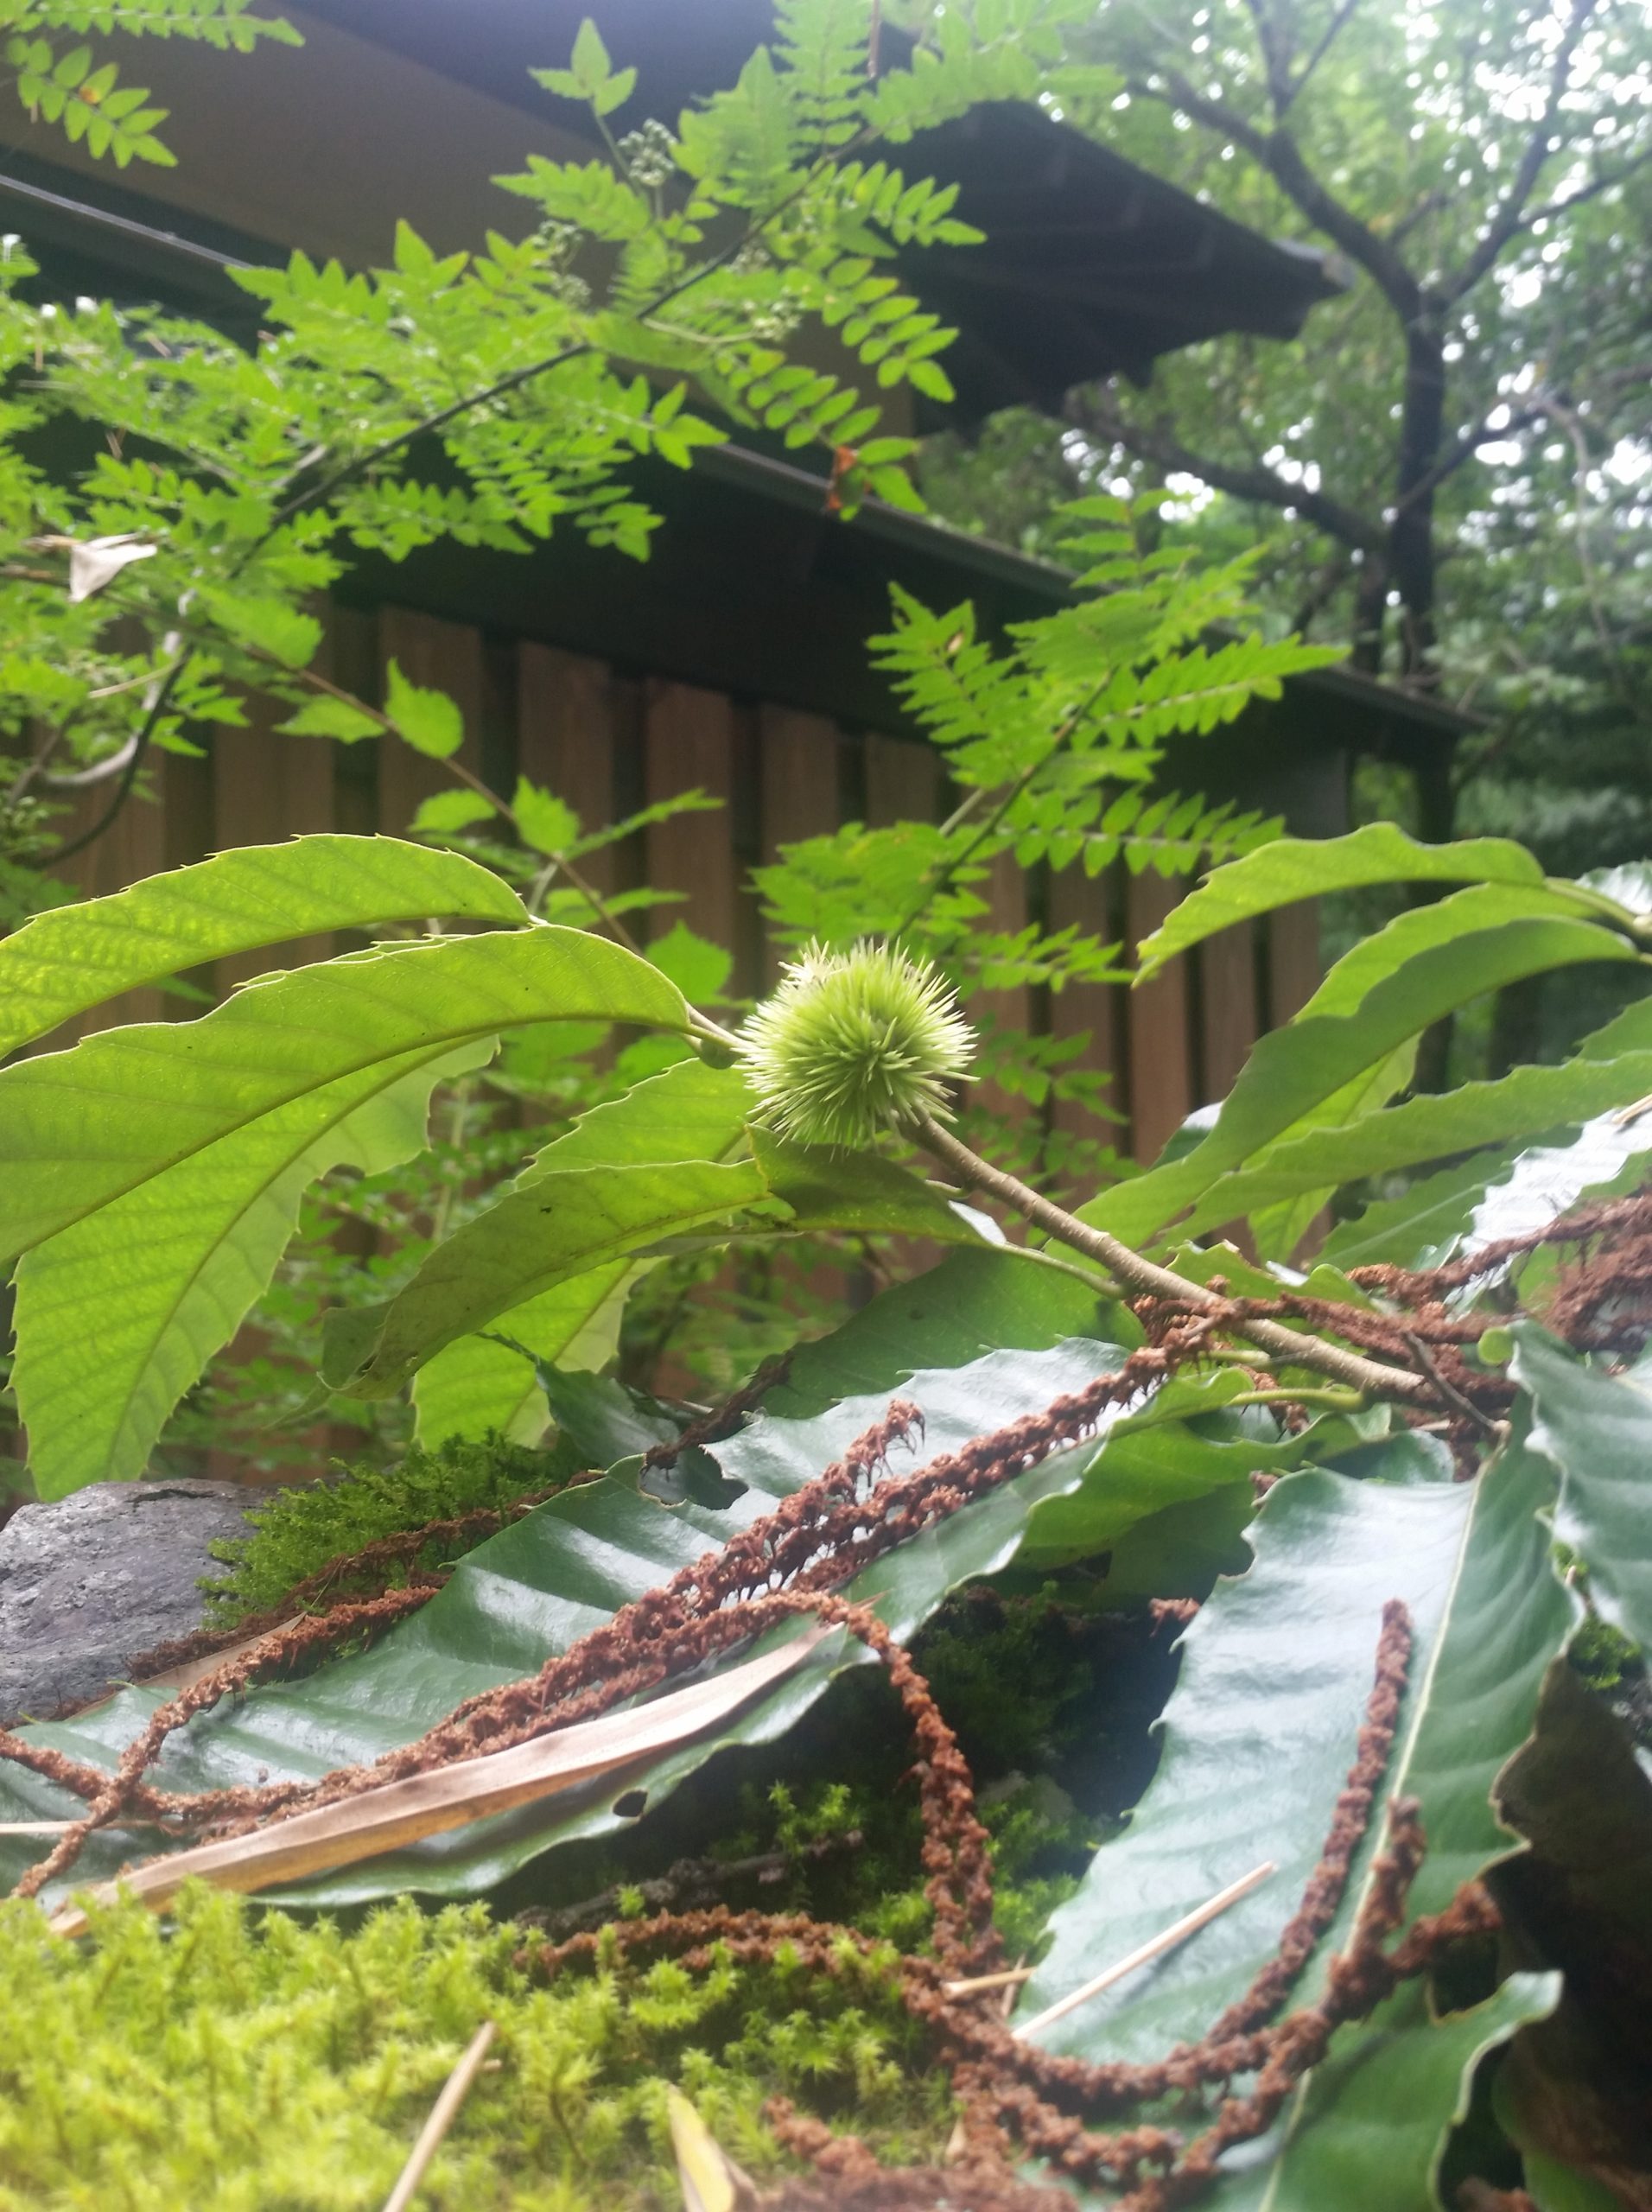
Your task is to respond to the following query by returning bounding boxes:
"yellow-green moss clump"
[0,1885,949,2210]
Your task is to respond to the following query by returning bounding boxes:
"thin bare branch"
[1283,0,1363,111]
[1241,0,1294,117]
[1444,0,1602,302]
[1127,67,1420,314]
[1391,401,1547,512]
[1075,391,1384,554]
[1516,144,1652,232]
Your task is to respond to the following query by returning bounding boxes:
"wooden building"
[1,2,1471,1159]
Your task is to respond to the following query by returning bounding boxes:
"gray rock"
[0,1478,256,1725]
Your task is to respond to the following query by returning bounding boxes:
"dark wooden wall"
[54,605,1320,1161]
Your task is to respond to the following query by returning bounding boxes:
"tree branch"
[1282,0,1363,112]
[1075,391,1384,554]
[912,1112,1433,1405]
[1290,550,1356,634]
[1389,400,1546,512]
[1395,355,1652,514]
[1444,0,1601,302]
[1240,0,1294,118]
[1388,188,1449,249]
[1516,145,1652,233]
[1128,68,1420,315]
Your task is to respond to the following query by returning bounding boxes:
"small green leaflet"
[384,658,464,759]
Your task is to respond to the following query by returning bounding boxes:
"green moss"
[203,1434,578,1622]
[1569,1613,1641,1696]
[0,1886,948,2211]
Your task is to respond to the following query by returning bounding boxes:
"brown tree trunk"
[1391,311,1458,1091]
[1388,310,1448,689]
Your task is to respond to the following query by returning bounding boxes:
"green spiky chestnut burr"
[734,940,974,1148]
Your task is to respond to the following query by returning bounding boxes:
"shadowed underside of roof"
[299,0,1344,415]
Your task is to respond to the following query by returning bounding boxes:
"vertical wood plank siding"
[1045,863,1121,1144]
[1125,868,1193,1165]
[376,608,486,835]
[45,604,1318,1161]
[643,679,739,950]
[518,644,619,892]
[1199,918,1261,1105]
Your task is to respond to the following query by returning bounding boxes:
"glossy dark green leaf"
[1208,1975,1558,2212]
[1016,1425,1575,2202]
[763,1245,1119,1417]
[1325,1111,1652,1273]
[1021,1429,1572,2051]
[1320,1148,1529,1271]
[1513,1325,1652,1649]
[1014,1370,1302,1574]
[0,1323,1139,1910]
[1491,1661,1652,2211]
[533,1366,682,1463]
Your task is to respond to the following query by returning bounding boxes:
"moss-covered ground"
[2,1573,1182,2209]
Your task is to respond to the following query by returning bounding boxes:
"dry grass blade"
[380,2019,497,2212]
[668,2085,752,2212]
[47,1631,825,1935]
[1013,1859,1277,2041]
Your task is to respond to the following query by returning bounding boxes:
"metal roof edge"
[696,442,1480,738]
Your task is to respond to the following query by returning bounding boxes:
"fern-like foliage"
[755,493,1331,1152]
[2,0,297,166]
[0,0,1115,807]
